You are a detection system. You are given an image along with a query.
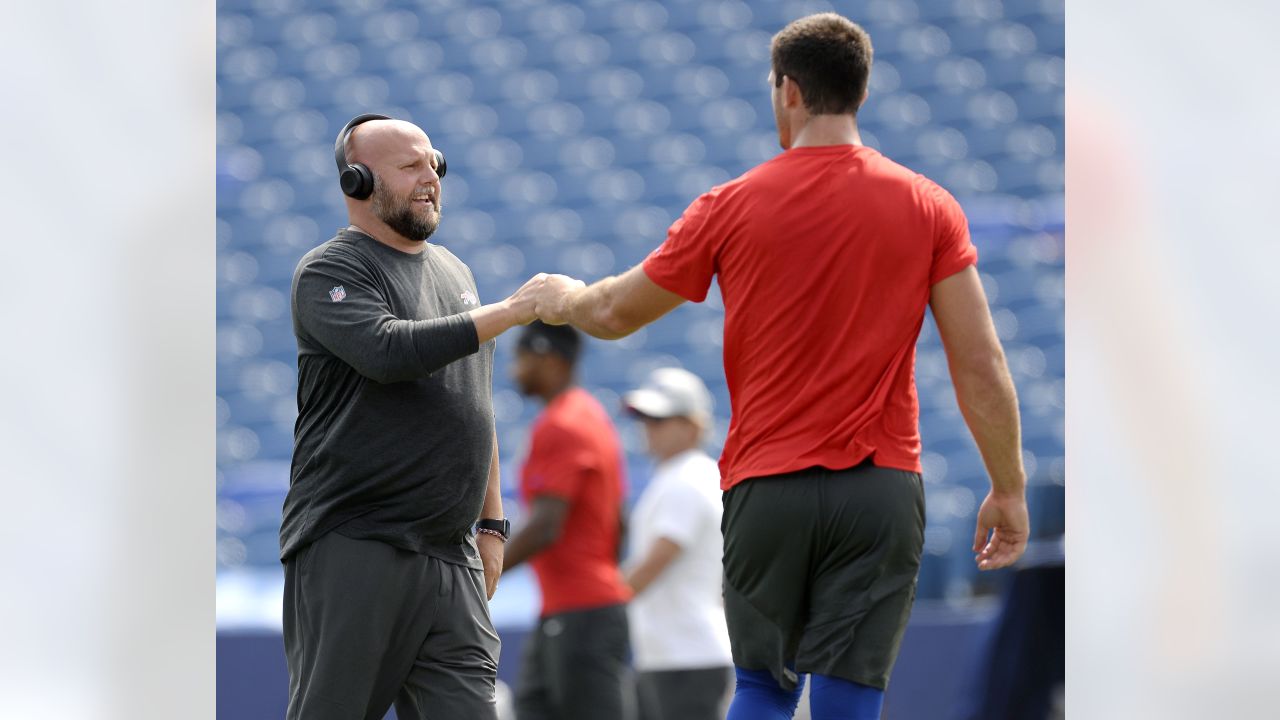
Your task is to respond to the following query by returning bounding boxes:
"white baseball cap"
[623,367,714,427]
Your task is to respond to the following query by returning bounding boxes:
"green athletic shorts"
[721,461,925,691]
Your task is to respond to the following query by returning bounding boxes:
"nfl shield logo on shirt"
[329,285,346,302]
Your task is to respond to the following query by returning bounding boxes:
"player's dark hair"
[517,321,582,365]
[771,13,873,115]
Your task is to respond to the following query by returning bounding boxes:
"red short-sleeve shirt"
[643,144,977,490]
[519,387,631,615]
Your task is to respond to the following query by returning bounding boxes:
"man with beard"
[501,321,633,720]
[280,114,556,720]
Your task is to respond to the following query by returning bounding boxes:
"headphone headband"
[333,113,392,174]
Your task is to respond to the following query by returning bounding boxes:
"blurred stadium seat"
[217,0,1063,606]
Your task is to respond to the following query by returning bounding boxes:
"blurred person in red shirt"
[502,321,633,720]
[528,13,1029,720]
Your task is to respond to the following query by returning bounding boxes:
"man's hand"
[533,274,586,325]
[503,273,550,326]
[477,533,504,599]
[972,491,1030,570]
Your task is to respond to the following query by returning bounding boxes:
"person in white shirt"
[623,367,734,720]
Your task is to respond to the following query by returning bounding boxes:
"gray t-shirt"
[279,228,495,569]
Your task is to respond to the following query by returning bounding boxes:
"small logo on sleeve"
[460,290,478,306]
[329,285,347,302]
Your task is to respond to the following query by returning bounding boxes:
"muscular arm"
[931,266,1026,494]
[501,496,570,573]
[624,537,683,595]
[542,265,686,339]
[930,266,1029,569]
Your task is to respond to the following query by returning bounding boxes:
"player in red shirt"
[501,321,633,720]
[527,13,1030,720]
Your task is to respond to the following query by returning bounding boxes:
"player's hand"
[972,491,1030,571]
[477,532,504,599]
[533,274,586,325]
[504,273,549,326]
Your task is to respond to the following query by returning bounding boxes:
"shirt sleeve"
[521,423,596,502]
[928,184,980,286]
[293,249,480,383]
[641,189,722,303]
[643,477,712,549]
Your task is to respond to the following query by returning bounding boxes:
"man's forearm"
[479,432,503,520]
[502,526,554,572]
[469,300,524,345]
[336,314,479,383]
[563,277,633,340]
[625,537,681,595]
[503,496,569,573]
[953,357,1026,496]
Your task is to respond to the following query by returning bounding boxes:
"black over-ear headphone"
[334,113,448,200]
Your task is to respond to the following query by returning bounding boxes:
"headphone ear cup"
[433,150,447,179]
[340,163,375,199]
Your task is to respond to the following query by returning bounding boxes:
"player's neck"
[789,114,862,148]
[539,377,575,405]
[654,444,698,464]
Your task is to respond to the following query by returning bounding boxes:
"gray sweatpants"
[283,532,501,720]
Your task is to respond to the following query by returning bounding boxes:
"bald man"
[279,115,558,720]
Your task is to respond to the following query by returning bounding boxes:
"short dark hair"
[516,321,582,364]
[771,13,873,115]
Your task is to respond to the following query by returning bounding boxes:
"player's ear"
[784,76,803,108]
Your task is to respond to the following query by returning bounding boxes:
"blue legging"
[726,667,885,720]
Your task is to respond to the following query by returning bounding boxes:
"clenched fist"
[532,273,586,325]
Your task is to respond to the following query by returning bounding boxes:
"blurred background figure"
[502,321,634,720]
[623,367,734,720]
[955,554,1064,720]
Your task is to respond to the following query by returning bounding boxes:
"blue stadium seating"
[217,0,1064,603]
